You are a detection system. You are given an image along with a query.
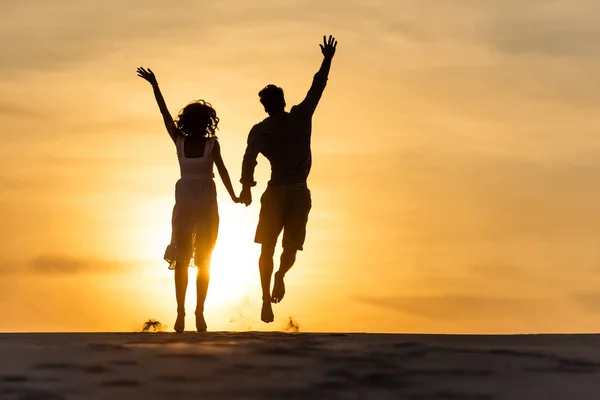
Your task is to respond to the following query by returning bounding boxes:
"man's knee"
[260,244,276,258]
[281,248,297,259]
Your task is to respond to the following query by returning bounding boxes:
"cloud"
[356,295,548,320]
[469,263,531,282]
[0,258,22,275]
[0,0,326,77]
[316,149,600,245]
[2,0,600,83]
[482,1,600,58]
[0,102,47,120]
[2,0,600,333]
[379,0,600,58]
[0,0,196,75]
[25,255,126,275]
[571,292,600,314]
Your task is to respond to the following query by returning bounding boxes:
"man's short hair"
[259,85,286,114]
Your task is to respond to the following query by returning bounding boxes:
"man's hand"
[320,35,337,60]
[239,186,252,206]
[137,66,158,86]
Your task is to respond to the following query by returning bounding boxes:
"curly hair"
[174,100,219,137]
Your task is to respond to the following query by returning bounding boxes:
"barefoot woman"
[137,67,239,332]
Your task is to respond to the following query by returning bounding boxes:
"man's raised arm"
[296,35,338,116]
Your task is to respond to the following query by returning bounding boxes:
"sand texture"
[1,332,600,399]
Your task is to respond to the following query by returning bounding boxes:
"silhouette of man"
[239,35,337,323]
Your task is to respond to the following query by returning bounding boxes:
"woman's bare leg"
[195,267,209,333]
[194,239,215,333]
[174,250,192,333]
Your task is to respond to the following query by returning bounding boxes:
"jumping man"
[239,35,338,323]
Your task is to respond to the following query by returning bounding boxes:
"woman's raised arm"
[137,67,179,142]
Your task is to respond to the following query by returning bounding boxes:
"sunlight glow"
[133,198,262,317]
[205,202,260,308]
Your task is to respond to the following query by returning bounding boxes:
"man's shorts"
[255,184,312,251]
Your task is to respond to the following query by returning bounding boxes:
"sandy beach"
[1,332,600,399]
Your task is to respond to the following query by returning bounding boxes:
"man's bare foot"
[174,311,185,333]
[271,271,285,303]
[261,301,274,323]
[195,311,207,333]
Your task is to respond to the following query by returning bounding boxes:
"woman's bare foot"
[174,311,185,333]
[195,311,207,333]
[271,271,285,303]
[261,301,274,323]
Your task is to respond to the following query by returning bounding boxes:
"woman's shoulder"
[175,132,187,143]
[209,136,220,151]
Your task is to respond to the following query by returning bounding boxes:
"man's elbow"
[242,157,258,169]
[314,70,329,82]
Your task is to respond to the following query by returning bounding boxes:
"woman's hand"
[232,195,242,204]
[137,67,158,86]
[239,186,252,206]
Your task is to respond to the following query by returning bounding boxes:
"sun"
[204,201,261,307]
[128,196,263,329]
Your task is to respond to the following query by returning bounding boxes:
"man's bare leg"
[259,244,275,323]
[271,248,296,303]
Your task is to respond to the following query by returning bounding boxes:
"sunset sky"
[2,0,600,333]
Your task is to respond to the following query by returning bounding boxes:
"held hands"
[231,186,251,206]
[137,66,158,86]
[239,186,252,207]
[231,195,242,204]
[320,35,337,60]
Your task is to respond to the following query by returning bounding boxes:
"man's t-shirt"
[241,73,328,187]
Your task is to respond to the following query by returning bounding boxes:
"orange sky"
[2,0,600,333]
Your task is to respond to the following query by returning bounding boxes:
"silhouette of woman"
[137,67,240,333]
